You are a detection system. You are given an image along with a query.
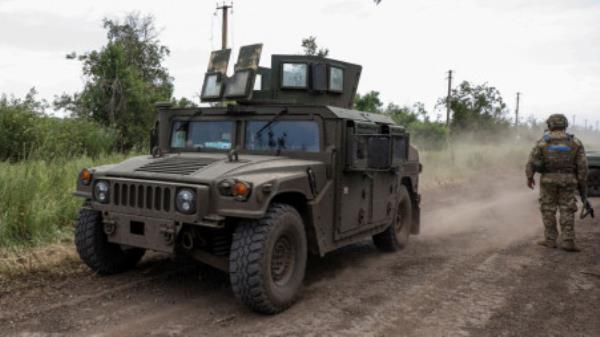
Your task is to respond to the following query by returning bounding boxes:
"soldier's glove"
[527,177,535,190]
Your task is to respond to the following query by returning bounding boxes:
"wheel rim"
[271,234,296,286]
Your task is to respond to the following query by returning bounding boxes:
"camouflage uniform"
[525,115,588,248]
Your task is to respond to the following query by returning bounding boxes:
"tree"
[353,91,383,113]
[171,97,198,108]
[385,102,448,150]
[439,81,510,134]
[301,36,329,57]
[385,102,432,125]
[56,13,173,150]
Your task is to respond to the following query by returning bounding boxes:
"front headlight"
[94,181,110,204]
[176,188,197,214]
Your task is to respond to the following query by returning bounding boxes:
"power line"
[515,92,521,127]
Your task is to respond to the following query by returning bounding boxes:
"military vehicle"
[588,151,600,197]
[74,44,422,314]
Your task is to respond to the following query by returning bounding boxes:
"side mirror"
[367,136,391,169]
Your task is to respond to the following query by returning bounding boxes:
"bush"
[0,154,129,247]
[0,94,115,161]
[31,117,116,160]
[410,122,448,151]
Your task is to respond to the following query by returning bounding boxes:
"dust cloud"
[420,177,541,252]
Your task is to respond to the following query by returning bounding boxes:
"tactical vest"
[541,133,578,174]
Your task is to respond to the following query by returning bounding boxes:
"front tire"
[229,203,307,314]
[373,185,413,252]
[75,207,145,275]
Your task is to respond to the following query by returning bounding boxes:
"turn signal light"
[232,181,251,201]
[79,168,92,185]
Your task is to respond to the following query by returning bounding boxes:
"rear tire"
[588,168,600,197]
[373,185,413,252]
[229,203,307,314]
[75,207,145,275]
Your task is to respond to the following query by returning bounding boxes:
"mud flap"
[410,195,421,235]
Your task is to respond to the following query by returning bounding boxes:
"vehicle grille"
[111,181,173,213]
[135,156,214,175]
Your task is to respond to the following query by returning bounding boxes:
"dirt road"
[1,176,600,337]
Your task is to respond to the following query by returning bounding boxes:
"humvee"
[74,44,422,314]
[588,151,600,197]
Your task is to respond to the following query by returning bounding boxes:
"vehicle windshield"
[171,121,233,150]
[245,120,320,152]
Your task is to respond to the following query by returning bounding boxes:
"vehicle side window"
[393,136,407,160]
[281,63,308,88]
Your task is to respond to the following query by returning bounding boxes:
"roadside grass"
[0,154,133,286]
[0,240,82,293]
[0,154,130,247]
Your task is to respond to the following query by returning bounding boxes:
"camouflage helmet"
[546,114,569,130]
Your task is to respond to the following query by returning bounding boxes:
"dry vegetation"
[420,141,529,191]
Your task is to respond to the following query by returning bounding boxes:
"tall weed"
[0,154,128,246]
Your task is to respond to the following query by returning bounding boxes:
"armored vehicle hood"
[94,153,324,185]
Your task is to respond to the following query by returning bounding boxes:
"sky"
[1,0,599,127]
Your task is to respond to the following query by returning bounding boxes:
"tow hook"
[103,220,117,236]
[160,223,176,245]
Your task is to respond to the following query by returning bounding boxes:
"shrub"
[0,96,115,161]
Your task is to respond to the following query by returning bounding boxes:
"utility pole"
[573,114,576,129]
[446,70,453,127]
[515,92,521,127]
[216,2,233,50]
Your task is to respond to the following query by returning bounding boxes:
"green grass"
[0,154,130,247]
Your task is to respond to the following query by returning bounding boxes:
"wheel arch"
[269,191,320,255]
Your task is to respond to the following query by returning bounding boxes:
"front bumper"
[103,212,178,253]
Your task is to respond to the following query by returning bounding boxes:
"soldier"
[526,114,588,252]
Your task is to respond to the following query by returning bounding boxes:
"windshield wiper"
[255,108,288,138]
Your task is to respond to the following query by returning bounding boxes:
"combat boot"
[536,239,557,249]
[561,240,580,252]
